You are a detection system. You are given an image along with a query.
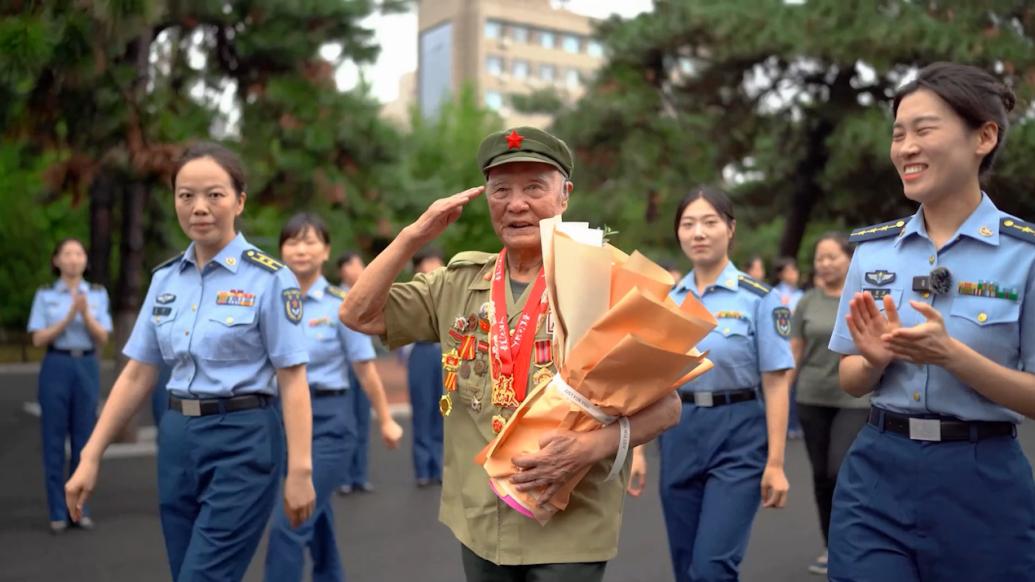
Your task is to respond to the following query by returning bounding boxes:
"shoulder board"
[326,285,348,300]
[737,275,771,297]
[848,217,909,243]
[242,249,284,273]
[447,251,496,270]
[1000,217,1035,244]
[152,252,184,273]
[90,283,105,291]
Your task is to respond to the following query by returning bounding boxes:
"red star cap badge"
[505,129,524,149]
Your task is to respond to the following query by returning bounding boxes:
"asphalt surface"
[1,366,1033,582]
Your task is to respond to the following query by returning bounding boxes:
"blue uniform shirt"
[301,276,376,391]
[829,194,1035,423]
[669,261,794,393]
[775,282,803,312]
[27,280,113,350]
[123,233,309,398]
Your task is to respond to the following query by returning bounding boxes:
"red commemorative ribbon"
[490,249,548,403]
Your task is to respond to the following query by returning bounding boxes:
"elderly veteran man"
[340,127,681,582]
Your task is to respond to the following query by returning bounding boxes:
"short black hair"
[772,257,798,275]
[813,231,853,259]
[171,141,247,195]
[412,247,444,270]
[51,237,87,278]
[893,62,1016,176]
[673,185,736,244]
[279,213,330,250]
[336,251,362,269]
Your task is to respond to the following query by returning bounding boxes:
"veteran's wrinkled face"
[173,156,245,250]
[891,88,996,205]
[677,197,734,268]
[486,161,570,255]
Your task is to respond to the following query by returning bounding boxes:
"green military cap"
[477,126,574,179]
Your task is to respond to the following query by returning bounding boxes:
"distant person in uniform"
[27,238,112,533]
[773,256,804,311]
[264,212,402,582]
[340,126,681,582]
[406,247,446,487]
[828,62,1035,581]
[64,142,316,581]
[745,255,766,282]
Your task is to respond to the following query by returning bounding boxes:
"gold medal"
[439,393,452,417]
[533,366,553,388]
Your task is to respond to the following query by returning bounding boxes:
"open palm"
[845,292,900,369]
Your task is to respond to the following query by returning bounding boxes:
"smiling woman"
[827,63,1035,582]
[63,141,317,582]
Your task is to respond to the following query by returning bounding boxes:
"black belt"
[168,394,271,417]
[47,346,95,357]
[679,388,756,407]
[311,387,347,398]
[868,407,1016,442]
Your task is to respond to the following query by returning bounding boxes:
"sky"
[337,0,654,102]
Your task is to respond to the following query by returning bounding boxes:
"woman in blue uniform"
[27,237,112,533]
[64,142,316,582]
[828,62,1035,582]
[636,186,793,582]
[264,213,403,582]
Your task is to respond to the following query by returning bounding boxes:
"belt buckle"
[181,399,202,417]
[70,349,84,358]
[908,418,942,442]
[693,392,714,407]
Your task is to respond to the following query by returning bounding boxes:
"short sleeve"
[339,323,377,363]
[260,269,310,369]
[27,289,47,332]
[382,268,447,349]
[755,290,795,373]
[122,276,164,365]
[828,252,864,355]
[790,291,808,339]
[93,288,114,332]
[1020,259,1035,373]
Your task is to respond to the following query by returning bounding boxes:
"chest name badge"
[216,289,255,307]
[864,288,892,301]
[152,306,172,317]
[864,270,896,287]
[156,293,177,304]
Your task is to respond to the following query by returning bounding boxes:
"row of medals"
[439,300,554,434]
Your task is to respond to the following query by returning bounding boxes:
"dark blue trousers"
[342,366,370,487]
[38,351,99,522]
[407,343,443,481]
[659,400,767,582]
[264,392,353,582]
[829,420,1035,582]
[158,404,283,582]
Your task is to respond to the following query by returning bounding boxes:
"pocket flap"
[209,310,257,327]
[950,295,1019,326]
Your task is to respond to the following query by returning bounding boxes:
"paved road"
[1,367,1032,582]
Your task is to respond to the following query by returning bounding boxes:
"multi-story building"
[417,0,606,128]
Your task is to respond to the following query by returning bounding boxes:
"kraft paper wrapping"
[478,218,717,525]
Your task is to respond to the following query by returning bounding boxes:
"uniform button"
[928,255,936,265]
[913,391,921,402]
[184,331,189,336]
[723,327,731,335]
[192,304,197,312]
[921,292,930,299]
[225,316,234,324]
[977,312,988,323]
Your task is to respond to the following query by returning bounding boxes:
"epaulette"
[1000,217,1035,244]
[326,285,348,300]
[90,283,105,291]
[737,274,771,297]
[447,251,496,270]
[152,252,184,273]
[848,217,909,243]
[242,249,284,273]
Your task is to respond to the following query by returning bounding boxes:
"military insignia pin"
[773,307,791,338]
[282,288,303,324]
[864,270,896,287]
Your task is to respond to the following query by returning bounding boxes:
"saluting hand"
[881,301,958,366]
[845,292,899,369]
[283,471,316,528]
[404,187,485,245]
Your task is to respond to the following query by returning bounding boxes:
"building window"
[566,68,580,88]
[587,39,604,58]
[540,64,555,82]
[510,25,529,43]
[486,55,504,76]
[485,20,502,39]
[484,91,504,111]
[539,30,555,49]
[562,34,580,53]
[513,59,529,79]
